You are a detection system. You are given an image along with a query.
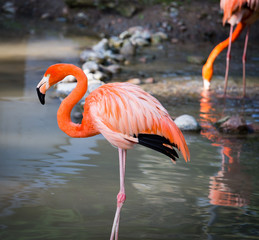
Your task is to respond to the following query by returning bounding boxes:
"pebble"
[119,30,131,40]
[131,37,150,47]
[143,77,155,84]
[92,38,109,52]
[61,75,76,83]
[120,39,136,56]
[2,2,16,15]
[82,61,99,73]
[187,55,205,65]
[102,64,121,74]
[174,114,201,131]
[169,7,179,18]
[93,71,107,81]
[80,50,104,63]
[109,36,123,48]
[171,38,179,44]
[151,32,168,45]
[56,82,77,95]
[127,78,142,85]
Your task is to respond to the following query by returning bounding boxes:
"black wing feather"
[137,134,180,161]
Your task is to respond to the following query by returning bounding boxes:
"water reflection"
[199,90,250,207]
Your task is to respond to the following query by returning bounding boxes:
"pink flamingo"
[202,0,259,97]
[36,63,190,240]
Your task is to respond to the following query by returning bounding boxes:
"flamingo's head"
[36,64,76,105]
[202,62,213,91]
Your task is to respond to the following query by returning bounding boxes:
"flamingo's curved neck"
[57,66,89,138]
[203,22,246,80]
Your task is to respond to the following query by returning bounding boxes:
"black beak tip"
[36,88,45,105]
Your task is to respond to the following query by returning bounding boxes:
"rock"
[174,114,201,131]
[84,70,108,82]
[84,72,95,82]
[75,12,88,21]
[61,75,76,83]
[187,55,206,65]
[82,61,99,73]
[109,53,125,62]
[154,32,168,40]
[130,37,150,47]
[2,2,16,15]
[109,36,123,48]
[41,13,50,19]
[98,65,113,77]
[131,29,152,41]
[120,40,136,56]
[143,77,155,84]
[56,82,77,95]
[214,116,230,128]
[127,78,142,85]
[93,70,108,81]
[80,50,104,63]
[127,26,144,34]
[169,7,179,18]
[151,32,168,45]
[171,38,179,44]
[217,115,253,134]
[92,38,109,53]
[100,64,121,75]
[102,50,124,62]
[151,35,162,45]
[119,30,131,40]
[88,79,104,92]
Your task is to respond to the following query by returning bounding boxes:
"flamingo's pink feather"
[85,82,190,162]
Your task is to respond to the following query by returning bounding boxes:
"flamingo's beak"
[36,87,45,105]
[36,75,50,105]
[203,79,211,90]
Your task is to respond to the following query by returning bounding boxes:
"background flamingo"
[202,0,259,97]
[36,63,190,240]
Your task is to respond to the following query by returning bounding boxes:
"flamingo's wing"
[86,82,190,161]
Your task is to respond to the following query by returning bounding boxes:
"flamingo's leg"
[242,25,250,98]
[110,148,126,240]
[224,25,234,96]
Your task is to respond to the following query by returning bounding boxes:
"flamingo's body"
[37,64,190,240]
[202,0,259,96]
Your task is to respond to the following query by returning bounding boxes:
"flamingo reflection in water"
[199,90,250,207]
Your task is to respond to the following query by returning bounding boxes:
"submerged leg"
[224,25,234,96]
[242,25,250,98]
[110,148,127,240]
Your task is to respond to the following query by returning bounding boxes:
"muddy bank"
[1,0,259,43]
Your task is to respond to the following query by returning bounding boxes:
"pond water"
[0,25,259,240]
